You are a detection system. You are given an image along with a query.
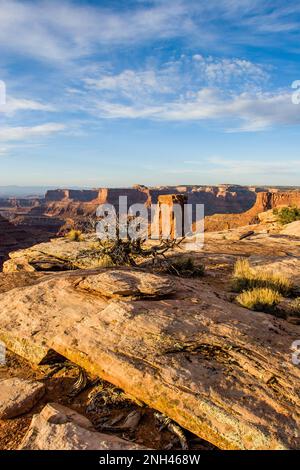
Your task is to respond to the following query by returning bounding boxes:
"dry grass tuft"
[232,258,293,296]
[290,298,300,317]
[236,288,282,312]
[66,229,84,242]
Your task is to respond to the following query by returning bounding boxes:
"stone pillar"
[156,194,187,240]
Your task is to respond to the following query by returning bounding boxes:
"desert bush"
[66,229,84,242]
[232,258,293,296]
[273,206,300,225]
[236,288,282,312]
[168,257,205,277]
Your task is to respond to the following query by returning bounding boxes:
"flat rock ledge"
[78,269,176,298]
[0,270,299,450]
[0,378,45,419]
[19,403,148,450]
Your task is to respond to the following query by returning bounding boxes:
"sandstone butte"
[0,268,299,450]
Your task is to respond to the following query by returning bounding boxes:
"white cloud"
[0,0,192,62]
[80,55,280,131]
[192,56,268,84]
[91,86,300,131]
[0,0,297,65]
[84,70,171,97]
[0,97,54,115]
[0,123,66,142]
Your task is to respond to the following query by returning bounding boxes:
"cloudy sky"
[0,0,300,187]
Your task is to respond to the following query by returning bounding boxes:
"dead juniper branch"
[75,214,202,276]
[76,215,188,271]
[154,412,189,450]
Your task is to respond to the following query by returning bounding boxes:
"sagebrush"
[232,258,293,296]
[273,206,300,225]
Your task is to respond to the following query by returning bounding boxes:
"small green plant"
[236,288,282,313]
[273,206,300,225]
[66,229,84,242]
[232,258,293,296]
[168,257,205,277]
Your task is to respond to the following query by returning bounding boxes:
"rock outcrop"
[2,238,98,273]
[0,378,45,419]
[205,191,300,231]
[78,270,176,299]
[20,185,262,232]
[280,221,300,238]
[19,403,147,450]
[0,269,299,449]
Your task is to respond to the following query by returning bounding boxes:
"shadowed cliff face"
[0,214,60,270]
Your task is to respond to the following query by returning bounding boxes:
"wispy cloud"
[83,66,298,131]
[79,55,290,131]
[0,97,55,115]
[0,0,192,63]
[166,155,300,184]
[0,123,66,142]
[0,0,299,65]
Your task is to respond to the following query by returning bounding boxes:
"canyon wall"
[204,191,300,231]
[1,186,300,267]
[39,185,259,224]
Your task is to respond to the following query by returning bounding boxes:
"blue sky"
[0,0,300,187]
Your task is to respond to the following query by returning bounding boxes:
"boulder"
[2,237,105,273]
[78,270,176,298]
[280,221,300,238]
[0,270,299,449]
[0,378,45,419]
[40,403,95,431]
[249,255,300,286]
[258,209,278,224]
[19,403,147,450]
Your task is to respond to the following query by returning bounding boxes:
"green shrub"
[232,258,293,296]
[236,288,282,312]
[168,257,205,277]
[66,229,84,242]
[273,206,300,225]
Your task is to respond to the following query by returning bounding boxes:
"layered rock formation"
[1,186,300,272]
[20,403,147,450]
[0,268,299,449]
[205,191,300,231]
[22,185,260,229]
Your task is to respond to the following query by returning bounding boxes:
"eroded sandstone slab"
[19,403,147,450]
[78,270,176,298]
[0,269,299,449]
[0,378,45,419]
